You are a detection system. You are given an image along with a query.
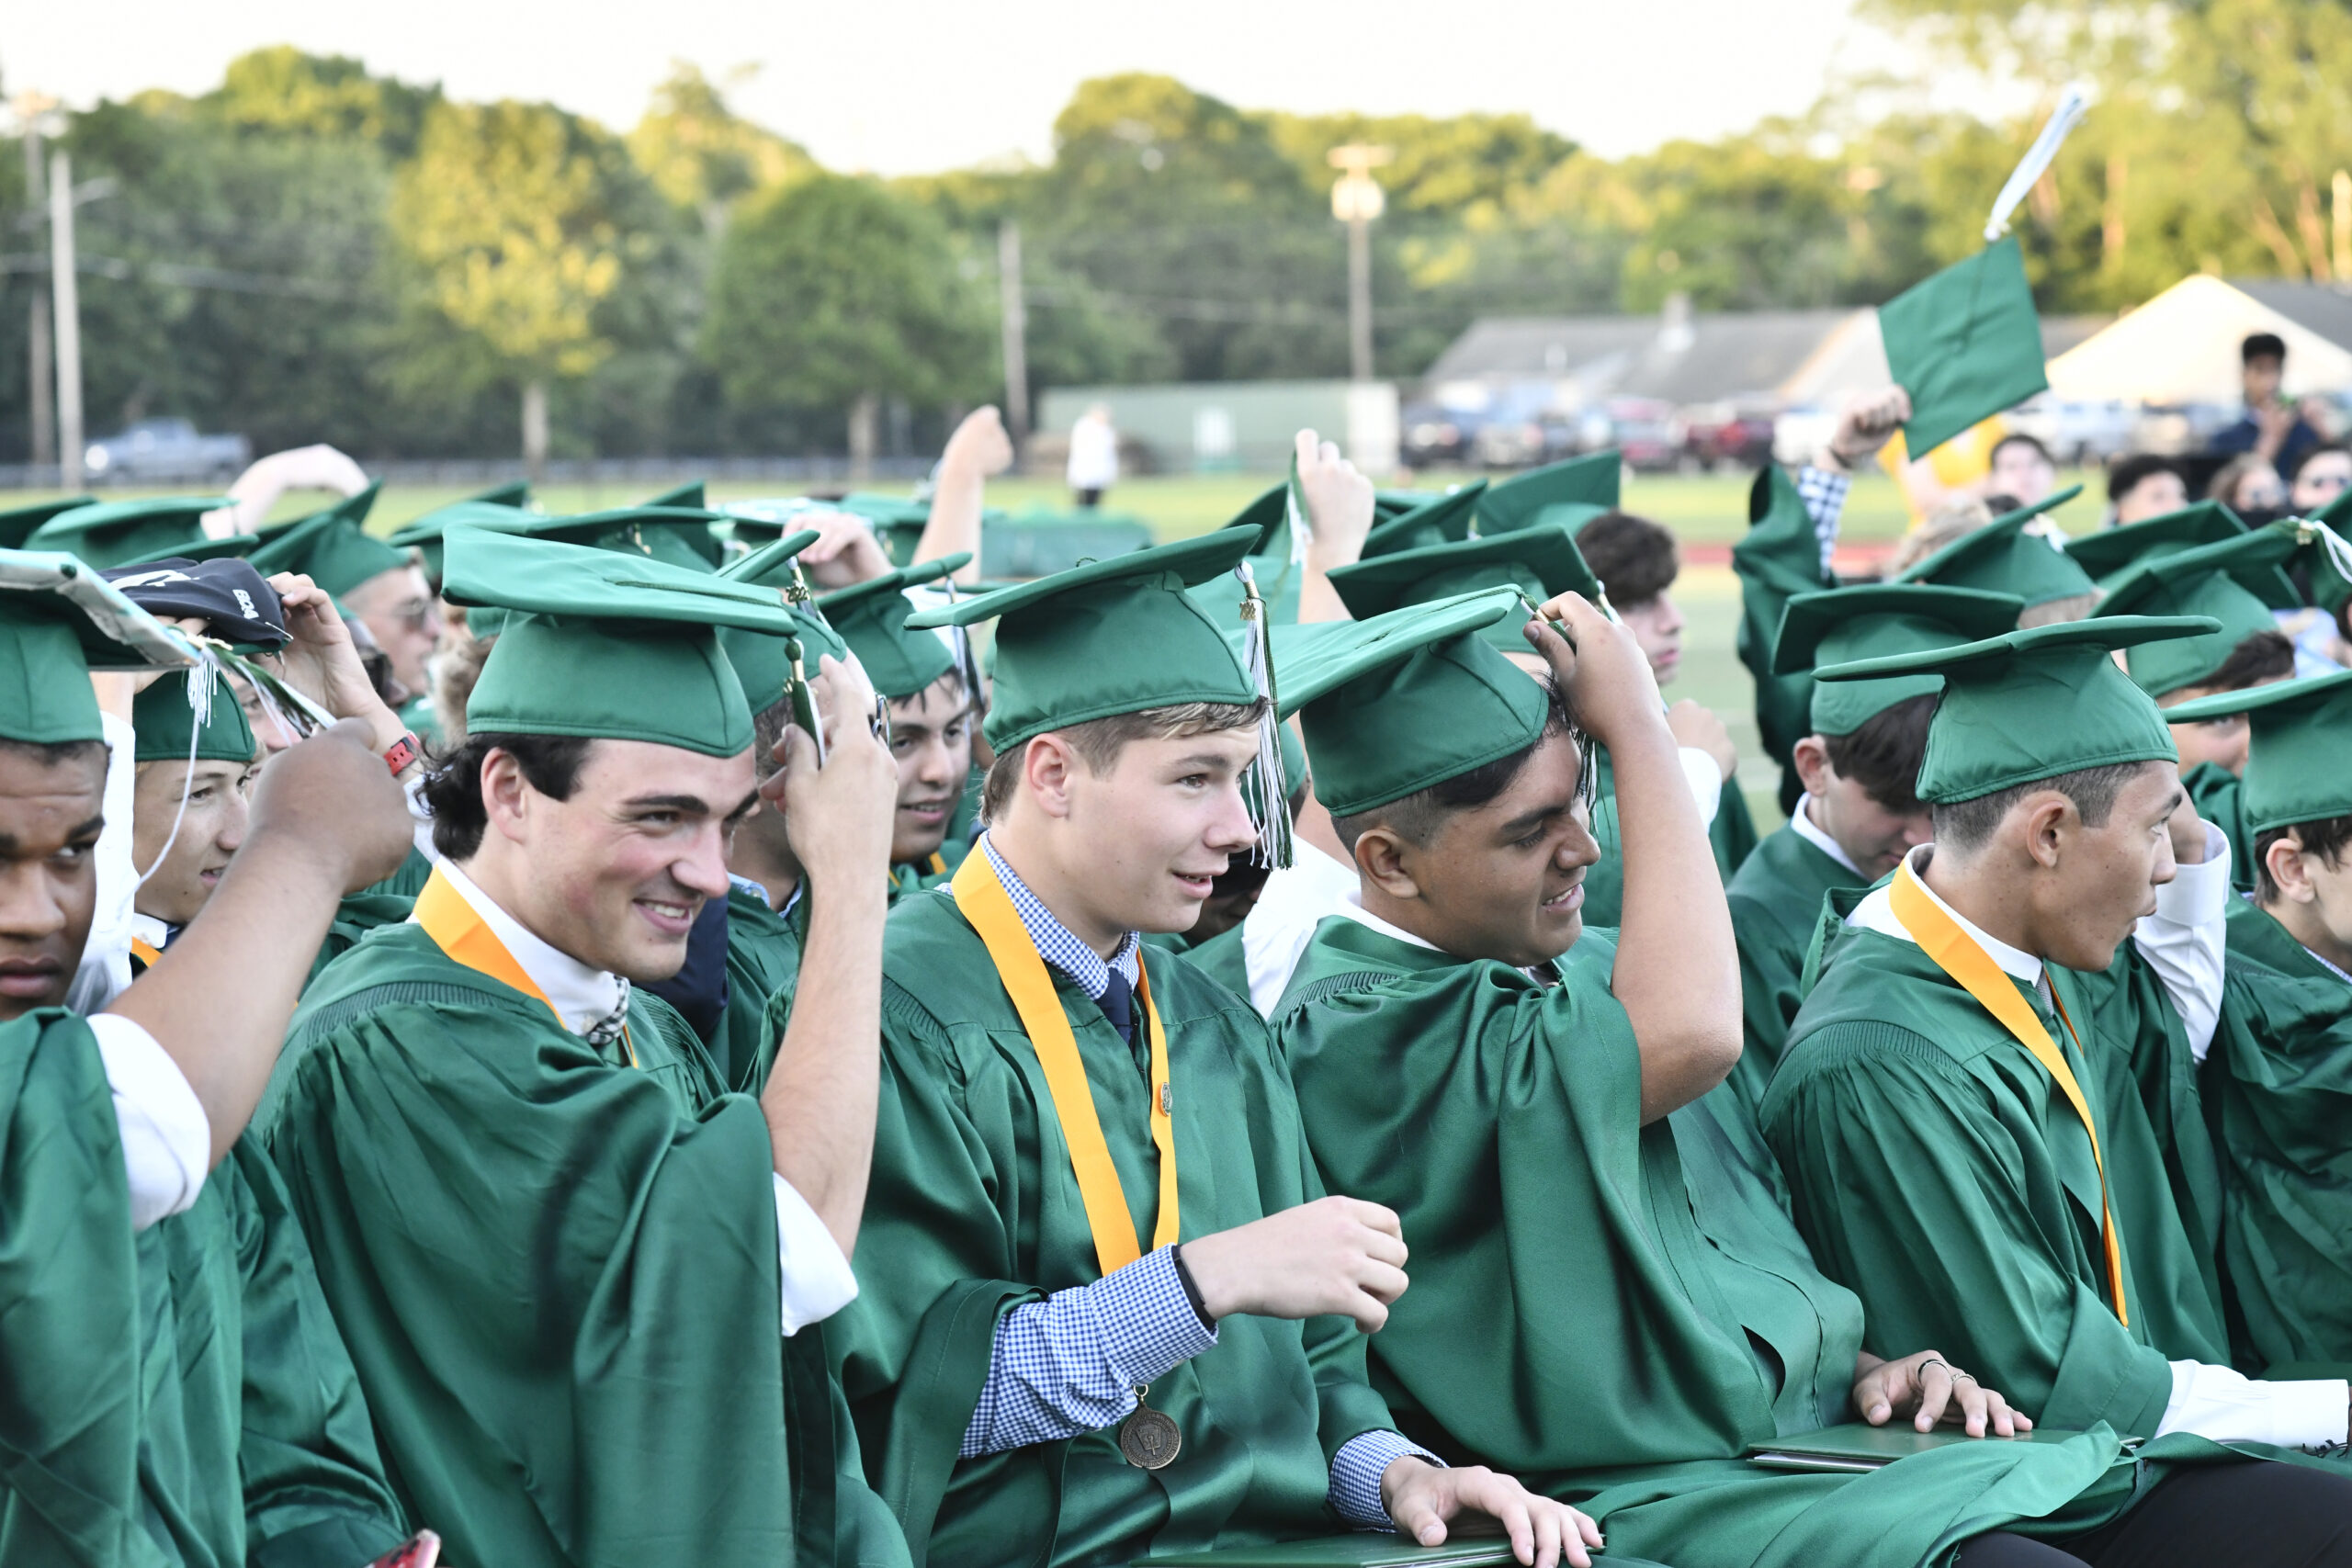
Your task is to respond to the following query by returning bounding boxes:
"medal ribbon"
[952,849,1178,1277]
[1889,860,2129,1325]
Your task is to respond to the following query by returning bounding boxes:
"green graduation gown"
[264,922,906,1568]
[1272,916,2160,1568]
[2207,897,2352,1367]
[1730,466,1834,811]
[0,1010,164,1568]
[136,1139,408,1568]
[1763,911,2232,1436]
[1722,821,1863,1135]
[1580,747,1758,930]
[2183,763,2254,895]
[889,840,971,905]
[833,886,1400,1568]
[722,878,809,1093]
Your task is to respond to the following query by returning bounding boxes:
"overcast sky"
[8,0,1891,173]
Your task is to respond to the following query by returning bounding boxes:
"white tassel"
[1985,85,2091,243]
[1235,561,1293,871]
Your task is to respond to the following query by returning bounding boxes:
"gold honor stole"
[413,866,639,1067]
[1889,860,2129,1325]
[951,849,1178,1275]
[129,935,162,968]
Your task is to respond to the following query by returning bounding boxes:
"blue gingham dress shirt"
[1795,464,1852,580]
[958,836,1432,1526]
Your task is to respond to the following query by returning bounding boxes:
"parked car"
[84,418,253,484]
[1680,401,1777,471]
[1599,398,1684,472]
[2004,396,2139,467]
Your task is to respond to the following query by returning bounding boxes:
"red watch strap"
[383,731,422,775]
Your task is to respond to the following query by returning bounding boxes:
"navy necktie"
[1099,964,1146,1071]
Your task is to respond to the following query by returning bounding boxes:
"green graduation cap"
[1279,588,1550,819]
[1198,472,1306,625]
[1327,524,1602,653]
[1814,615,2219,804]
[2062,502,2247,586]
[2165,670,2352,833]
[1894,487,2094,607]
[389,482,535,581]
[906,526,1272,752]
[1772,584,2026,737]
[830,492,933,568]
[244,507,413,599]
[1478,451,1620,536]
[1879,235,2049,457]
[281,479,383,535]
[2094,525,2301,697]
[814,556,971,699]
[494,505,728,574]
[1359,482,1486,560]
[112,531,270,571]
[0,552,198,744]
[132,669,255,764]
[25,496,232,570]
[0,496,97,551]
[708,533,850,715]
[643,480,707,512]
[439,529,810,759]
[1374,487,1445,517]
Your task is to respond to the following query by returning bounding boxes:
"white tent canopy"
[2045,274,2352,404]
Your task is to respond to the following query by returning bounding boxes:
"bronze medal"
[1117,1385,1181,1470]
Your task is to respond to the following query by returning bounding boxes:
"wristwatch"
[382,730,423,776]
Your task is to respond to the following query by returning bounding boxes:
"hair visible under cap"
[423,732,596,860]
[978,698,1268,826]
[2255,814,2352,904]
[1891,497,1996,574]
[1821,692,1937,814]
[0,737,106,772]
[2017,592,2100,628]
[1329,683,1572,851]
[1928,760,2149,856]
[2199,629,2296,694]
[1572,512,1678,605]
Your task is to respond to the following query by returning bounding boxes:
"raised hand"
[773,654,899,896]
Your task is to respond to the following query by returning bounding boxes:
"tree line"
[0,0,2342,466]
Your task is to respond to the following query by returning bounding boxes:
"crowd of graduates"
[20,276,2352,1568]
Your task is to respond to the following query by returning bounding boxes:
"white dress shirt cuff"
[2156,1360,2348,1449]
[1678,748,1724,828]
[772,1173,858,1337]
[87,1011,210,1230]
[66,712,140,1015]
[2150,823,2231,924]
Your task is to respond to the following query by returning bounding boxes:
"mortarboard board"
[0,495,98,551]
[1327,525,1602,652]
[2063,502,2247,586]
[2165,669,2352,833]
[2093,524,2302,697]
[1879,235,2049,457]
[1894,488,2095,606]
[814,556,972,700]
[1359,483,1486,560]
[1278,588,1550,819]
[489,505,728,575]
[1477,451,1619,536]
[1771,584,2026,737]
[439,530,810,758]
[907,526,1272,753]
[25,496,231,570]
[389,482,535,581]
[1814,615,2218,803]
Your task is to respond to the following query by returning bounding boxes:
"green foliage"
[203,46,440,157]
[628,62,812,220]
[699,172,991,429]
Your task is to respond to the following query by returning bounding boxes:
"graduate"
[2165,670,2352,1366]
[126,671,259,967]
[813,556,979,898]
[1894,491,2101,626]
[1720,583,2023,1135]
[1762,619,2352,1458]
[1267,591,2271,1568]
[840,530,1600,1568]
[2092,525,2304,893]
[0,564,415,1565]
[245,491,443,726]
[261,531,912,1568]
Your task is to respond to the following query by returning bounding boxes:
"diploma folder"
[1744,1422,2116,1473]
[1136,1538,1526,1568]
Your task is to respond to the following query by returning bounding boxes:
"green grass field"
[3,466,2109,831]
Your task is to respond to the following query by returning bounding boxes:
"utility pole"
[20,121,53,469]
[998,219,1030,449]
[1328,143,1392,383]
[50,149,84,491]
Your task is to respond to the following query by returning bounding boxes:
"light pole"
[1328,143,1392,383]
[50,150,84,491]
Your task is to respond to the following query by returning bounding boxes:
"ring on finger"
[1917,1357,1951,1377]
